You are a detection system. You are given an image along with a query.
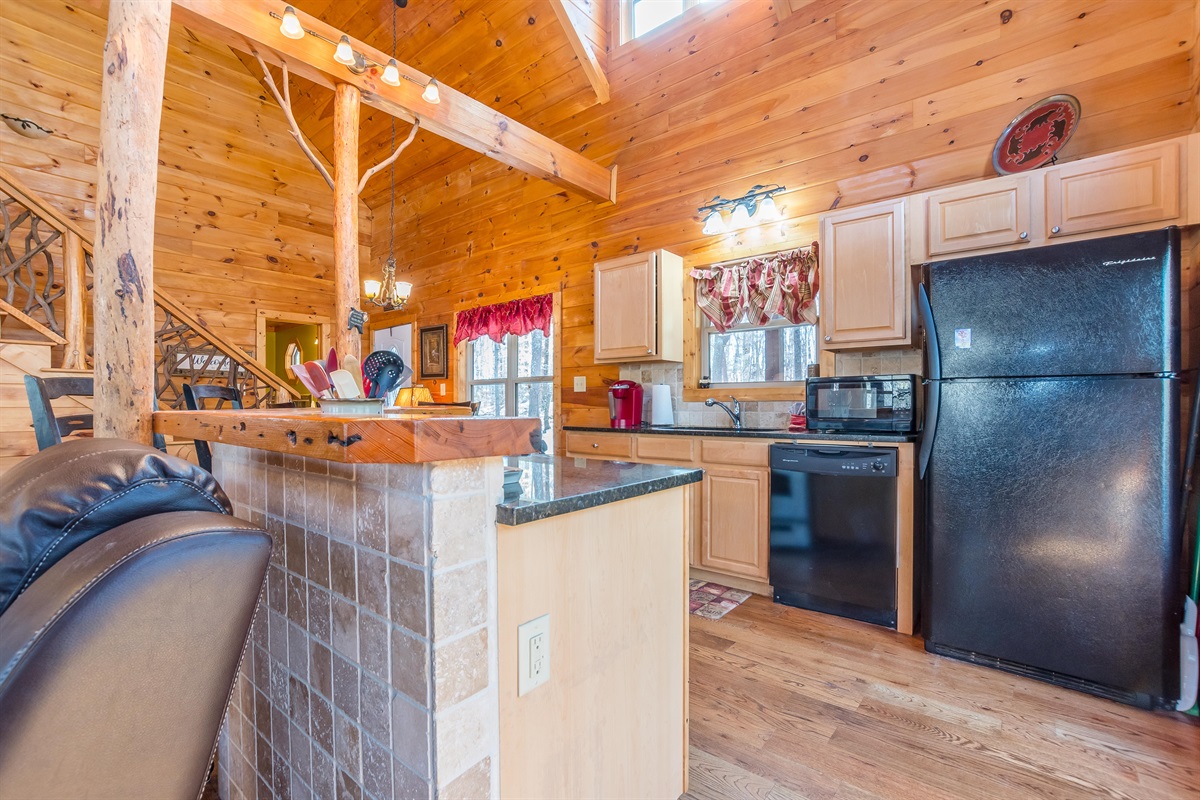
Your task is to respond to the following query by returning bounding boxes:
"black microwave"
[805,374,921,433]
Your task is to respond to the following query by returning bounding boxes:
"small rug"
[689,580,751,619]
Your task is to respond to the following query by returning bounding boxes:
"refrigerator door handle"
[919,379,939,479]
[919,282,940,381]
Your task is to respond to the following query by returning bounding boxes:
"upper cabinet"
[908,134,1197,264]
[594,249,683,363]
[921,175,1033,258]
[818,198,910,349]
[1043,138,1184,239]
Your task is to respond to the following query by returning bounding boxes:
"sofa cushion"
[0,438,231,615]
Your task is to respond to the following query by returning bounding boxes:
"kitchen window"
[467,327,554,451]
[701,315,817,388]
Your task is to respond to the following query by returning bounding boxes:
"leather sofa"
[0,439,271,800]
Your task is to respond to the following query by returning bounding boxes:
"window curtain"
[689,243,819,333]
[453,293,553,346]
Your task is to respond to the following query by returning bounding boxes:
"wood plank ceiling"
[270,0,601,210]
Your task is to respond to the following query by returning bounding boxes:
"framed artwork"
[419,324,448,378]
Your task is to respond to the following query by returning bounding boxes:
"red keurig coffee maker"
[608,380,643,429]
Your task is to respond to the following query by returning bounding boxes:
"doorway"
[256,311,332,405]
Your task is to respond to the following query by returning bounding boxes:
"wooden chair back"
[24,375,96,450]
[182,383,243,473]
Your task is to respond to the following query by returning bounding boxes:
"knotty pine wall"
[0,1,370,358]
[370,0,1198,426]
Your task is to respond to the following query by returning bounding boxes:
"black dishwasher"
[769,444,898,628]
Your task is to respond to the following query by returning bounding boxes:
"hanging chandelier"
[364,256,412,312]
[362,0,413,313]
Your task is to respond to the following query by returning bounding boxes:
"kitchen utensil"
[329,369,363,399]
[304,361,333,398]
[292,362,322,398]
[362,350,411,400]
[342,354,364,396]
[326,347,338,373]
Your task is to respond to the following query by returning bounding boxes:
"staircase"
[0,165,295,474]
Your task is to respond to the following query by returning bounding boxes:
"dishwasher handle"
[770,445,897,477]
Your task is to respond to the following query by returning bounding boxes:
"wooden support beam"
[93,0,171,445]
[60,230,88,370]
[169,0,616,203]
[334,82,361,362]
[549,0,610,104]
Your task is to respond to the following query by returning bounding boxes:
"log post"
[93,0,170,444]
[333,82,362,361]
[59,230,87,370]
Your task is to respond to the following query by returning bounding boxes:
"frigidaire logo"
[1102,257,1155,265]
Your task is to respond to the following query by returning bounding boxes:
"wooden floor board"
[685,597,1200,800]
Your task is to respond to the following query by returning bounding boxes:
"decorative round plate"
[991,94,1081,175]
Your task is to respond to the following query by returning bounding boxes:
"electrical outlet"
[439,382,446,395]
[517,614,550,696]
[573,376,586,392]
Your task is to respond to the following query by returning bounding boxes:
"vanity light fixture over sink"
[699,184,786,234]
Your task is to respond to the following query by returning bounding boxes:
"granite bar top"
[154,408,541,463]
[496,455,702,526]
[563,424,918,444]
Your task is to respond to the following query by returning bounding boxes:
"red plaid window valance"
[689,243,819,333]
[453,293,553,346]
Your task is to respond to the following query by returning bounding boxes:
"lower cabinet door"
[700,467,769,580]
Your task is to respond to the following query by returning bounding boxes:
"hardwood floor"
[684,597,1200,800]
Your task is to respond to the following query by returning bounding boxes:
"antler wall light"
[271,6,440,102]
[699,184,786,235]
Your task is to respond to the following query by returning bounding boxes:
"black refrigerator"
[919,227,1182,710]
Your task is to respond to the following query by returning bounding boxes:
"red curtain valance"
[689,243,819,333]
[453,293,553,346]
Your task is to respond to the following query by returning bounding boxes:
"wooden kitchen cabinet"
[1043,137,1186,239]
[918,175,1033,258]
[593,249,684,363]
[564,430,633,459]
[699,466,770,582]
[903,134,1196,264]
[818,198,910,349]
[564,428,919,631]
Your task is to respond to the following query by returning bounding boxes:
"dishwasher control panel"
[770,445,898,478]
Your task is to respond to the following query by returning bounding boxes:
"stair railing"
[0,165,295,408]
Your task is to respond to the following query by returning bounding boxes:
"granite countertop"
[496,455,702,526]
[563,424,917,444]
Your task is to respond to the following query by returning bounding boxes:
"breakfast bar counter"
[156,410,693,800]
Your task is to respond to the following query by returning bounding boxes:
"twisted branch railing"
[0,165,294,407]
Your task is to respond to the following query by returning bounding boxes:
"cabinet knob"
[647,348,654,354]
[824,335,832,342]
[592,443,599,448]
[1019,231,1029,240]
[1051,226,1061,234]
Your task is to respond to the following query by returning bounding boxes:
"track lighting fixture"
[267,9,441,103]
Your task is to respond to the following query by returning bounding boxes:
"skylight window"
[622,0,724,43]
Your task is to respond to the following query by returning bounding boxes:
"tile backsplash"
[834,348,924,377]
[620,348,923,427]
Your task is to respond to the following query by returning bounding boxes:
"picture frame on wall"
[419,324,448,379]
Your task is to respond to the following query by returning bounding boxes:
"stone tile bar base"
[211,444,503,800]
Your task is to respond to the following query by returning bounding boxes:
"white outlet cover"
[517,613,550,696]
[573,376,586,392]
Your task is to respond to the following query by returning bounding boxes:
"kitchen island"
[153,410,698,800]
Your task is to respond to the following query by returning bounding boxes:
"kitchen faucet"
[705,396,742,430]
